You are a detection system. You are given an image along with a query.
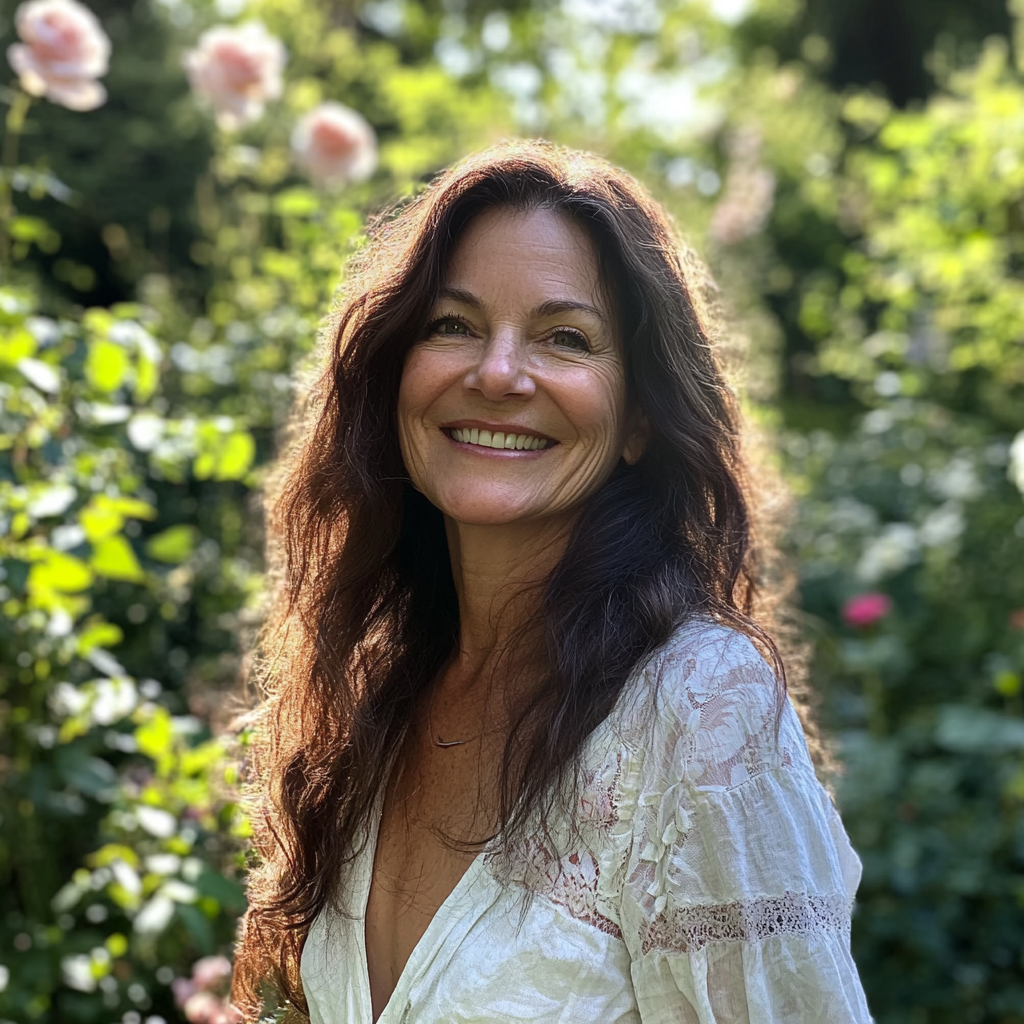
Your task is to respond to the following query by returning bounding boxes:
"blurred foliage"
[2,0,1024,1022]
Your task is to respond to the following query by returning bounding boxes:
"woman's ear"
[622,408,651,466]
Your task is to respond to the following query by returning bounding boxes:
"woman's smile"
[397,205,646,529]
[442,423,555,452]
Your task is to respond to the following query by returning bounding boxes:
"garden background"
[2,0,1024,1020]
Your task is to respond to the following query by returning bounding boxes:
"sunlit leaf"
[146,524,199,564]
[28,551,93,594]
[0,326,36,365]
[77,619,124,655]
[90,536,145,582]
[85,338,130,393]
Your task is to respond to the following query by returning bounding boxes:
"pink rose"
[183,992,242,1024]
[291,102,378,188]
[183,22,285,130]
[1010,609,1024,630]
[172,976,197,1008]
[7,0,111,111]
[842,592,893,628]
[191,954,232,993]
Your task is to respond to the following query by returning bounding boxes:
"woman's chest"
[364,730,503,1017]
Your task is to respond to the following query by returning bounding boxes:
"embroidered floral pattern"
[489,623,853,962]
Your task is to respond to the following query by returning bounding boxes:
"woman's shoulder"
[609,615,811,791]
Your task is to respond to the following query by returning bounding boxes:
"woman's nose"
[464,326,536,400]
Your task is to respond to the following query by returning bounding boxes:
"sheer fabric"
[301,620,873,1023]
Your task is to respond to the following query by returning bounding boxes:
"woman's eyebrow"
[436,287,607,325]
[531,299,608,324]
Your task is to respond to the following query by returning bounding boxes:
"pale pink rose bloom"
[291,102,378,187]
[183,992,243,1024]
[171,976,197,1007]
[182,991,223,1024]
[191,954,232,993]
[7,0,110,111]
[842,592,893,628]
[183,22,285,130]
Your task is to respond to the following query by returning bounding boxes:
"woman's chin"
[433,493,567,531]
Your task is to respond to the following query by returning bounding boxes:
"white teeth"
[449,428,549,451]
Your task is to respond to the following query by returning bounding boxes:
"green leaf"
[145,524,199,564]
[215,431,255,480]
[175,901,215,953]
[273,187,320,217]
[0,326,36,365]
[90,536,144,582]
[85,338,130,393]
[9,216,51,243]
[28,551,93,594]
[78,619,124,655]
[194,429,255,481]
[135,706,173,761]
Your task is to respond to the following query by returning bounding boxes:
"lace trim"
[640,891,852,956]
[490,842,623,941]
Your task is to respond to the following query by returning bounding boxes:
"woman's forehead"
[441,206,612,317]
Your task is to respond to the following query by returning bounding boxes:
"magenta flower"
[842,592,892,628]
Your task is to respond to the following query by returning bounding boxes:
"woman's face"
[398,206,645,529]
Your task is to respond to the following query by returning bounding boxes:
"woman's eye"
[550,329,590,352]
[427,316,469,337]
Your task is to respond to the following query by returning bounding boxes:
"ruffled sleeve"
[617,624,873,1024]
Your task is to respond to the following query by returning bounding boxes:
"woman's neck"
[443,514,573,679]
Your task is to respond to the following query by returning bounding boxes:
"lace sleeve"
[618,625,873,1024]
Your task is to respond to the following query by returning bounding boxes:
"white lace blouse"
[301,620,873,1023]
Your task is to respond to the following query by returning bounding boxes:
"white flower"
[134,894,175,935]
[17,357,61,393]
[291,102,378,187]
[127,412,165,452]
[856,522,919,582]
[136,805,177,838]
[28,482,76,518]
[7,0,110,110]
[61,953,97,992]
[1009,431,1024,496]
[919,502,965,547]
[183,22,285,130]
[930,455,982,502]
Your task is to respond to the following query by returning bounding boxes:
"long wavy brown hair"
[232,139,798,1018]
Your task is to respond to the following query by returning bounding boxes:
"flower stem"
[0,89,33,278]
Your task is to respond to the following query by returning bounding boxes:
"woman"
[233,140,872,1023]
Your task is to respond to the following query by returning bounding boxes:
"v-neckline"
[359,797,490,1024]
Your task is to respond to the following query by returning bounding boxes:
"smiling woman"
[232,141,872,1024]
